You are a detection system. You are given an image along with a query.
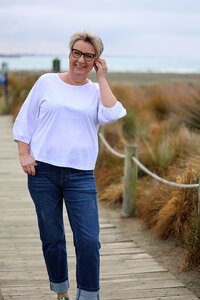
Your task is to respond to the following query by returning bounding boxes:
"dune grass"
[97,80,200,270]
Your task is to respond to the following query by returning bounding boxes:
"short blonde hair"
[69,31,104,58]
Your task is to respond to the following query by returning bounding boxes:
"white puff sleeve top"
[13,73,126,170]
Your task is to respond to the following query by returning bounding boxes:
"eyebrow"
[72,48,96,55]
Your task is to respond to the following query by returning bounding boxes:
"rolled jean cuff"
[76,288,100,300]
[50,279,70,293]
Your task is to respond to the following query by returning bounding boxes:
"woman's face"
[69,40,96,78]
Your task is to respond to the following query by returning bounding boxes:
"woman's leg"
[63,169,100,300]
[28,162,70,296]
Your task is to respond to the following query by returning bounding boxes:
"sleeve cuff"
[98,101,127,125]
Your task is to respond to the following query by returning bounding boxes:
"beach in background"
[1,53,200,87]
[1,54,200,74]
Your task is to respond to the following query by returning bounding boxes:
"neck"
[66,71,88,86]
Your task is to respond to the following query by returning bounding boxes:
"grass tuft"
[153,169,198,242]
[99,181,123,204]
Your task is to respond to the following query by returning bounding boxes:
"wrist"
[98,76,107,84]
[19,152,29,155]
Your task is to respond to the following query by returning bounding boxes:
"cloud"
[0,0,200,57]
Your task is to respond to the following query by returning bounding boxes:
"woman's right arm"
[16,141,37,176]
[13,76,44,176]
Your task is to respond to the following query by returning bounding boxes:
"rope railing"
[132,157,199,188]
[99,132,200,217]
[98,133,125,159]
[99,132,199,189]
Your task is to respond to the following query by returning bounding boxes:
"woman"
[13,31,126,300]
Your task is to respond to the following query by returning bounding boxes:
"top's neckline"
[56,73,91,87]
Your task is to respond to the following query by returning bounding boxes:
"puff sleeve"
[13,76,45,144]
[97,100,126,125]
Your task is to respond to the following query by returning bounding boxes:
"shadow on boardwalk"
[0,115,199,300]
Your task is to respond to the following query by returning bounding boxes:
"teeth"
[75,64,85,68]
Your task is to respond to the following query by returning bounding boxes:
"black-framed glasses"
[71,48,96,62]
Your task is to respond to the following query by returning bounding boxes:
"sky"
[0,0,200,58]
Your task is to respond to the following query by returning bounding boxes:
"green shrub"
[142,134,175,171]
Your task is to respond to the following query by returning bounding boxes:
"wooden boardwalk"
[0,115,198,300]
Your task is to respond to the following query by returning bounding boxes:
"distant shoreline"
[1,54,200,74]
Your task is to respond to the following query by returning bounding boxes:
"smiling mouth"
[75,63,86,69]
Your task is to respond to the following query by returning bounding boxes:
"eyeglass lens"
[72,49,95,61]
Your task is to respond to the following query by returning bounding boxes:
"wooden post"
[52,58,60,72]
[0,71,8,105]
[122,144,138,217]
[198,176,200,219]
[98,126,105,155]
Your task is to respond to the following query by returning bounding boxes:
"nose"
[77,54,85,62]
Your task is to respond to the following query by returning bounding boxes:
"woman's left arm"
[94,58,117,107]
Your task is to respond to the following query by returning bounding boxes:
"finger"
[25,166,32,175]
[98,59,107,70]
[94,62,98,71]
[95,60,101,66]
[96,60,106,70]
[23,167,28,173]
[23,164,36,176]
[27,164,36,176]
[96,59,104,65]
[98,58,105,63]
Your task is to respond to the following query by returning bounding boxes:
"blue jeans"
[28,161,100,299]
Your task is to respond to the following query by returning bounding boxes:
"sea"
[0,54,200,73]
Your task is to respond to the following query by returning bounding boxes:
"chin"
[74,69,89,77]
